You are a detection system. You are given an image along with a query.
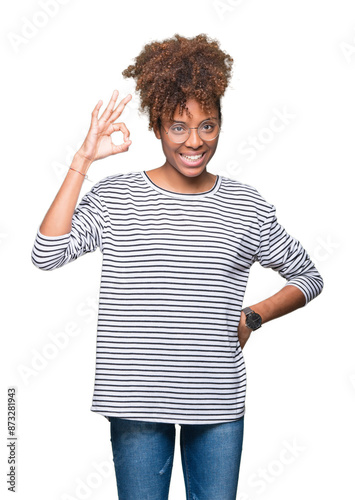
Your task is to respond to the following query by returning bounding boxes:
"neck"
[153,163,216,194]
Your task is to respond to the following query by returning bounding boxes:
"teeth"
[181,154,203,160]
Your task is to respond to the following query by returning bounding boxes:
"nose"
[184,128,204,149]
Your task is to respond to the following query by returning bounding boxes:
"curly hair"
[122,33,233,130]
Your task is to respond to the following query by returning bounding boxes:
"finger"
[112,122,130,142]
[112,139,132,155]
[99,89,120,123]
[91,99,103,123]
[108,94,132,124]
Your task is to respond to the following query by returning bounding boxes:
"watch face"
[246,312,262,330]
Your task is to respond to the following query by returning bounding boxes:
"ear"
[153,123,162,140]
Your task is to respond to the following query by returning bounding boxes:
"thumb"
[112,139,132,155]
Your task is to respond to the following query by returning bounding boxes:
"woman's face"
[154,99,220,179]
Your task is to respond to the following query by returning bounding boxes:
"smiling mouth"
[179,152,206,165]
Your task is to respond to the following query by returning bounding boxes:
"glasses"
[161,120,220,143]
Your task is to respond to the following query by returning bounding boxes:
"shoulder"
[219,175,275,215]
[88,171,146,197]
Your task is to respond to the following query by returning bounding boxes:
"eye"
[200,121,217,132]
[171,124,187,134]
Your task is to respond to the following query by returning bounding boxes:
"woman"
[31,34,323,500]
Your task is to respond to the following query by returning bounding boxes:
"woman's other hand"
[238,311,252,349]
[77,90,132,162]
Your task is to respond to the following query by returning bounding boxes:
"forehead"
[170,99,219,122]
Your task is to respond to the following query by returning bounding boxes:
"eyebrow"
[169,117,219,124]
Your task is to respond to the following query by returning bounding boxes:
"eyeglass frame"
[160,118,221,144]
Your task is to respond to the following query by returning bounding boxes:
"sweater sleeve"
[255,204,324,305]
[31,187,107,271]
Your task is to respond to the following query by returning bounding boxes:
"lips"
[179,151,206,167]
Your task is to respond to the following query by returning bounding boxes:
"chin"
[177,165,207,177]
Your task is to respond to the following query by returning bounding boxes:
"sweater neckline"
[141,171,221,199]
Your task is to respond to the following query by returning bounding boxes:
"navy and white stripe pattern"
[31,171,323,424]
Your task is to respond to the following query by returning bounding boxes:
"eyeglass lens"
[168,121,220,143]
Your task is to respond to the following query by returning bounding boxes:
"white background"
[1,0,354,499]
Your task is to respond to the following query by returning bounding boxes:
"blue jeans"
[109,416,244,500]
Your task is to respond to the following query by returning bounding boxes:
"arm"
[32,90,132,270]
[39,153,93,236]
[238,203,324,349]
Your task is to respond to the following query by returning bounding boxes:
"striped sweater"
[31,171,323,424]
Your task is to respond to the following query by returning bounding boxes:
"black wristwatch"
[241,307,262,331]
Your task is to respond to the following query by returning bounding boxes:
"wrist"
[74,151,94,173]
[241,307,263,331]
